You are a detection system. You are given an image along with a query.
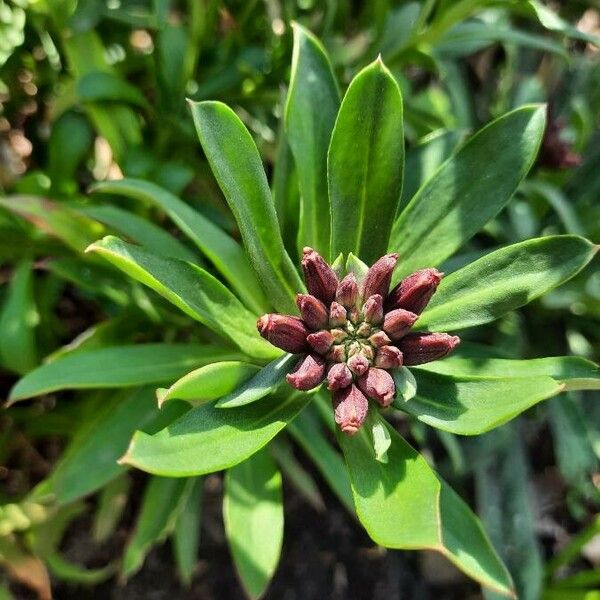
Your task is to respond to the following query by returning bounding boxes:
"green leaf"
[158,362,261,407]
[189,100,303,314]
[87,236,279,360]
[77,71,151,109]
[371,419,391,463]
[216,354,298,408]
[391,366,417,404]
[0,261,38,374]
[416,236,598,331]
[93,475,131,543]
[389,105,546,279]
[121,390,312,477]
[418,355,600,391]
[90,179,269,314]
[328,57,404,263]
[122,476,192,579]
[224,449,283,600]
[528,0,600,46]
[399,370,562,435]
[285,22,340,259]
[338,411,514,596]
[173,477,203,585]
[9,344,238,403]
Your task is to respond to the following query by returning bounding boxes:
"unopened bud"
[398,332,460,366]
[348,354,369,376]
[296,294,328,330]
[327,344,347,363]
[302,247,339,304]
[369,331,391,348]
[356,322,372,337]
[387,268,443,314]
[333,384,369,435]
[362,253,398,300]
[374,346,403,369]
[382,309,418,341]
[362,294,384,325]
[357,368,395,407]
[257,314,309,353]
[329,301,347,327]
[307,330,334,355]
[286,353,326,391]
[336,273,359,308]
[327,363,353,391]
[330,328,348,343]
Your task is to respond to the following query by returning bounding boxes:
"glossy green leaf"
[122,390,312,477]
[224,449,283,600]
[528,0,600,46]
[189,100,303,314]
[9,344,239,403]
[399,369,562,434]
[216,354,298,408]
[173,477,203,585]
[389,105,546,279]
[285,22,340,259]
[391,366,417,404]
[87,236,279,360]
[338,411,513,596]
[158,362,261,406]
[328,58,404,263]
[90,179,269,314]
[417,236,598,331]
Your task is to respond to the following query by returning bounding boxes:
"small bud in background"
[327,362,353,390]
[302,247,339,304]
[369,331,391,348]
[387,268,443,314]
[362,253,398,300]
[374,346,403,369]
[257,314,309,353]
[296,294,329,330]
[398,332,460,365]
[329,301,347,327]
[362,294,384,324]
[348,354,369,376]
[287,353,326,391]
[307,330,334,355]
[382,309,418,341]
[336,273,359,308]
[357,368,395,407]
[327,344,347,363]
[333,384,369,435]
[538,115,582,170]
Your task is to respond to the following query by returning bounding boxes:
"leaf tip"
[156,387,169,407]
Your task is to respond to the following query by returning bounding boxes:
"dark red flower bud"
[333,384,369,435]
[302,247,339,304]
[257,314,309,353]
[348,354,369,376]
[336,273,359,308]
[327,362,353,391]
[398,332,460,366]
[329,301,347,327]
[296,294,328,330]
[362,253,398,300]
[286,353,326,391]
[362,294,384,325]
[387,268,443,314]
[357,368,395,407]
[539,117,583,170]
[369,331,391,348]
[382,309,418,341]
[374,346,403,369]
[307,330,334,355]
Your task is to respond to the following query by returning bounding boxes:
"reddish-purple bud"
[362,253,398,300]
[306,330,334,355]
[333,384,369,435]
[327,363,353,391]
[357,368,395,407]
[336,273,359,308]
[362,294,384,325]
[329,301,347,327]
[257,314,309,353]
[286,353,326,391]
[382,309,419,341]
[374,346,403,369]
[301,247,339,305]
[387,268,443,314]
[369,331,391,348]
[348,354,369,376]
[296,294,328,331]
[398,332,460,366]
[327,344,347,363]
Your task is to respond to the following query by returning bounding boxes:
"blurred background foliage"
[0,0,599,598]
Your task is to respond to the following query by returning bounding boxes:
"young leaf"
[416,236,598,332]
[87,236,279,360]
[121,390,312,477]
[189,100,303,314]
[328,57,404,263]
[391,366,417,404]
[338,411,514,596]
[224,450,284,600]
[389,105,546,280]
[285,22,340,259]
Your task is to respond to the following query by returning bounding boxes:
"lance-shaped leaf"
[399,370,562,435]
[328,57,404,264]
[285,22,340,259]
[87,236,279,360]
[90,179,269,314]
[189,100,303,314]
[338,411,514,596]
[8,344,237,403]
[224,449,283,600]
[389,105,546,280]
[416,236,598,332]
[121,390,312,477]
